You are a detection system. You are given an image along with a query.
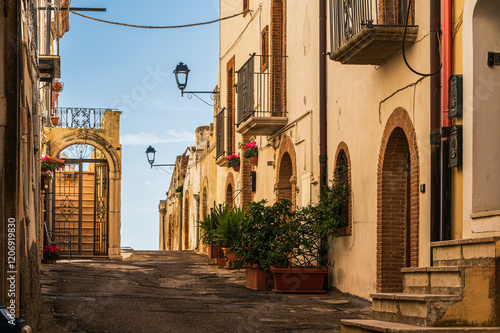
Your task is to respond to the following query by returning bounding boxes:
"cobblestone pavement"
[40,251,371,333]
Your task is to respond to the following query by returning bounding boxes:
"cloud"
[121,129,195,146]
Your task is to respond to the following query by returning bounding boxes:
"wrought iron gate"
[52,158,109,256]
[94,164,109,255]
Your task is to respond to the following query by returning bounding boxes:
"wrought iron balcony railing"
[329,0,417,65]
[57,108,115,129]
[236,54,286,126]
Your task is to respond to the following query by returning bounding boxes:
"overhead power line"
[69,10,251,29]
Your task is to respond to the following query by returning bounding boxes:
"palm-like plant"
[213,207,246,248]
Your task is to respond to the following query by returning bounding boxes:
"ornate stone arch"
[49,129,122,259]
[275,135,297,206]
[225,173,236,209]
[377,108,419,293]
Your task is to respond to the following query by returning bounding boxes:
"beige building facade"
[161,2,500,327]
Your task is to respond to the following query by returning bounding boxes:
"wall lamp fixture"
[173,62,219,106]
[145,146,175,169]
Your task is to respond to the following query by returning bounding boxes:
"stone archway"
[377,108,419,293]
[49,128,122,260]
[275,135,297,205]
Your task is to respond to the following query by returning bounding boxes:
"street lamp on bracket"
[145,145,175,169]
[173,62,219,106]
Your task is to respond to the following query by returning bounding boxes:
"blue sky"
[59,0,220,249]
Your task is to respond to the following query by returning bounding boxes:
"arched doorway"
[277,153,293,202]
[225,173,235,209]
[184,191,190,250]
[377,108,419,293]
[275,135,297,205]
[49,127,122,259]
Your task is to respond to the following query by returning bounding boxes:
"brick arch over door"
[275,135,297,205]
[377,108,419,293]
[184,191,190,250]
[225,173,235,209]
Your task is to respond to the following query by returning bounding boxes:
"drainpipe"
[430,0,441,242]
[319,0,328,268]
[441,0,453,241]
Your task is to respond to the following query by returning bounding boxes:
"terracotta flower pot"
[51,117,60,126]
[232,165,240,172]
[246,264,267,291]
[207,245,220,259]
[249,155,258,166]
[222,247,238,269]
[43,257,57,264]
[270,265,327,293]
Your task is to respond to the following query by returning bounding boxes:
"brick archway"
[377,108,419,293]
[275,135,297,205]
[184,191,190,250]
[225,173,235,209]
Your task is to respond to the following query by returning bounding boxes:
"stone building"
[161,0,500,329]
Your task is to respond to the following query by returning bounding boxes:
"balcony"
[235,55,287,136]
[329,0,418,66]
[39,55,61,82]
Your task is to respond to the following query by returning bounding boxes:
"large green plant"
[196,204,230,245]
[213,206,246,248]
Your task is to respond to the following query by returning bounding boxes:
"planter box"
[270,265,327,293]
[207,245,220,259]
[246,265,267,291]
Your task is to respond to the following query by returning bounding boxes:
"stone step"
[371,293,462,326]
[341,319,500,332]
[401,266,464,295]
[431,237,500,268]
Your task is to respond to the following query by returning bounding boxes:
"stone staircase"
[342,237,500,332]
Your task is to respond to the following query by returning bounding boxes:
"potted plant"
[243,141,258,165]
[44,170,53,183]
[43,244,60,264]
[52,81,63,93]
[227,153,240,172]
[230,200,295,290]
[199,205,230,261]
[51,116,60,126]
[214,206,246,269]
[41,155,55,172]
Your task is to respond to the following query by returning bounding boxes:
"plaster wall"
[325,1,432,299]
[462,0,500,239]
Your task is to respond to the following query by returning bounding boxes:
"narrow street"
[40,251,371,333]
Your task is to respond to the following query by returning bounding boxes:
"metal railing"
[330,0,413,51]
[236,54,286,126]
[57,108,114,129]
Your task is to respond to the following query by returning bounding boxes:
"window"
[226,57,236,155]
[261,26,269,72]
[334,144,352,236]
[243,0,249,16]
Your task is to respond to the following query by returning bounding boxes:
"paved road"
[40,251,371,333]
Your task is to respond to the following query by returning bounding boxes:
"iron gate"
[52,159,109,256]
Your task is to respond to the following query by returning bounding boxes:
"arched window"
[334,143,352,236]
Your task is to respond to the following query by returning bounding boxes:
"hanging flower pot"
[227,153,240,172]
[41,155,55,172]
[53,81,63,93]
[249,155,258,166]
[51,116,60,126]
[243,141,258,165]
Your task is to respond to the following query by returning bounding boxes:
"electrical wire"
[402,0,442,77]
[69,9,251,29]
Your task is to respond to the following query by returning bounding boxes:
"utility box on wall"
[449,125,463,168]
[449,75,463,118]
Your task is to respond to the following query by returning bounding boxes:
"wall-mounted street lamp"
[173,62,218,106]
[145,146,175,169]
